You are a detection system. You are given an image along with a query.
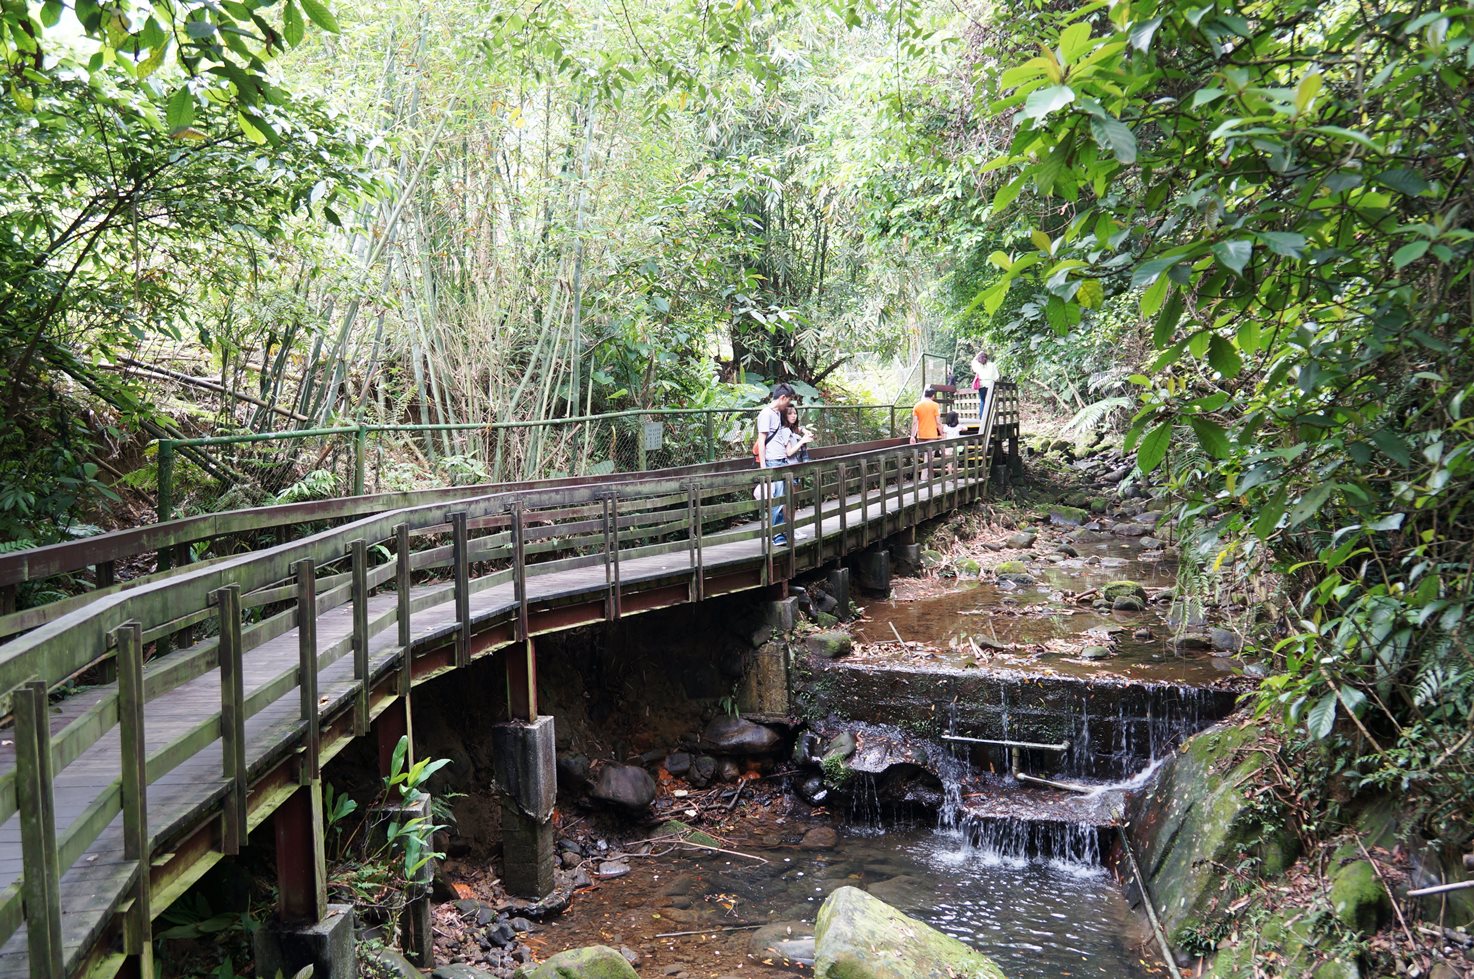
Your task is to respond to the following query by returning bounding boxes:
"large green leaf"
[296,0,340,33]
[1136,422,1171,473]
[1189,417,1232,459]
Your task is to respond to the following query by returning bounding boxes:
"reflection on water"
[536,821,1163,978]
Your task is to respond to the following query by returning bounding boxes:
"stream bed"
[533,817,1165,977]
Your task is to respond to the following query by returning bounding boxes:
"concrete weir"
[797,658,1240,782]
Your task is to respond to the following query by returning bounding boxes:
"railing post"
[837,461,848,553]
[353,425,367,496]
[693,482,705,602]
[859,456,869,547]
[508,503,529,642]
[889,405,897,438]
[685,482,698,602]
[215,583,247,855]
[452,512,470,668]
[396,523,413,693]
[156,438,175,523]
[784,472,796,579]
[350,540,370,736]
[704,412,715,462]
[295,560,320,783]
[116,622,153,967]
[760,472,772,587]
[608,492,622,619]
[15,679,63,979]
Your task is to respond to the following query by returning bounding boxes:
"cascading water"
[953,815,1103,870]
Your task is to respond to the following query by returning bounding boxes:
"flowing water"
[533,819,1164,977]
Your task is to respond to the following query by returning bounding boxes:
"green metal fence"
[154,404,904,522]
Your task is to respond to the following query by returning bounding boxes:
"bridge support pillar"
[257,781,354,977]
[890,542,922,577]
[493,715,557,898]
[254,904,355,979]
[370,794,435,966]
[826,567,852,620]
[853,549,891,596]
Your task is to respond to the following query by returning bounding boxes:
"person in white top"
[755,384,813,544]
[971,350,1001,419]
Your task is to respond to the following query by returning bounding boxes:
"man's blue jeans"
[762,457,789,532]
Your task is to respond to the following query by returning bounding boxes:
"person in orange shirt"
[910,387,942,443]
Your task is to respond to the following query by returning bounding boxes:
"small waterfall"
[954,814,1103,870]
[938,705,967,832]
[846,772,885,834]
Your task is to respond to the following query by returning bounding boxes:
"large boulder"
[588,765,656,811]
[806,631,854,659]
[813,886,1005,979]
[700,716,781,755]
[513,945,640,979]
[1101,580,1148,603]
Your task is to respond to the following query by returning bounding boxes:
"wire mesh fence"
[156,405,905,521]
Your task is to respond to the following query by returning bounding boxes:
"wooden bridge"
[0,386,1020,979]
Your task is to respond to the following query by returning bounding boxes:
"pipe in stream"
[944,734,1071,752]
[1012,771,1095,794]
[1120,823,1185,979]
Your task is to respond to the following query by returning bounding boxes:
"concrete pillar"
[739,641,790,719]
[854,549,891,596]
[492,715,557,898]
[254,904,355,979]
[826,567,852,620]
[891,542,922,577]
[762,596,799,635]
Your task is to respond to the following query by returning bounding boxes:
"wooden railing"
[0,386,1017,978]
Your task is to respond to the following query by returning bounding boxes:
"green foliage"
[275,469,341,504]
[957,0,1474,832]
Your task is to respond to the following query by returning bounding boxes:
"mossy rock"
[806,630,853,659]
[920,548,945,569]
[1102,580,1147,602]
[1049,504,1089,527]
[1127,723,1269,947]
[1203,909,1352,978]
[813,886,1006,979]
[994,560,1029,575]
[1330,859,1390,935]
[957,558,981,575]
[514,945,639,979]
[813,611,840,629]
[658,818,721,849]
[1111,596,1146,612]
[1089,497,1109,514]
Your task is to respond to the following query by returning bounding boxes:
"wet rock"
[513,945,640,979]
[797,775,829,805]
[432,964,496,979]
[800,826,839,850]
[1139,550,1168,562]
[993,560,1034,584]
[814,887,1006,979]
[812,610,839,628]
[596,860,631,879]
[1055,543,1079,558]
[1111,596,1147,612]
[688,755,717,788]
[571,867,593,889]
[1102,580,1148,603]
[825,731,857,760]
[589,764,657,811]
[791,731,821,766]
[364,946,422,978]
[1048,505,1088,527]
[1081,645,1111,661]
[1113,522,1152,536]
[510,917,533,933]
[920,548,945,569]
[556,753,591,791]
[717,758,742,782]
[619,947,641,967]
[806,631,854,659]
[700,716,781,755]
[1331,860,1390,934]
[1210,628,1243,652]
[1005,531,1038,549]
[665,751,692,776]
[1133,627,1154,640]
[1103,465,1131,483]
[1139,536,1164,549]
[560,851,581,868]
[1089,497,1110,513]
[1172,633,1214,653]
[956,558,981,575]
[486,920,517,947]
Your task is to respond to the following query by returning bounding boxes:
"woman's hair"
[783,405,802,430]
[945,412,959,427]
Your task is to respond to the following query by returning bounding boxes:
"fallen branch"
[655,924,761,939]
[675,840,768,864]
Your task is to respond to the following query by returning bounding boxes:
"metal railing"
[0,410,1010,977]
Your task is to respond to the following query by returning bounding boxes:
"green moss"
[813,611,839,629]
[994,560,1028,575]
[957,558,981,575]
[1102,580,1147,602]
[515,946,640,979]
[1089,497,1109,514]
[1330,860,1390,935]
[1049,504,1089,526]
[821,751,853,789]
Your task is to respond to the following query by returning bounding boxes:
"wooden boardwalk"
[0,396,1014,979]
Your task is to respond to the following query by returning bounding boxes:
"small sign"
[641,421,664,451]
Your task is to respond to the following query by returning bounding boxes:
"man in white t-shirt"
[755,384,812,544]
[971,350,1001,419]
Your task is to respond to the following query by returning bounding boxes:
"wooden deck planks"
[0,465,980,976]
